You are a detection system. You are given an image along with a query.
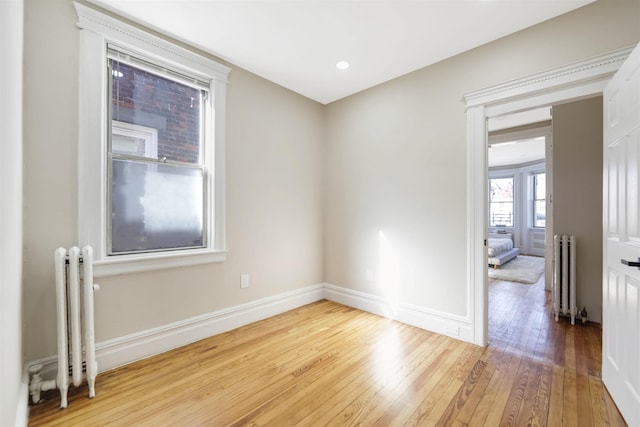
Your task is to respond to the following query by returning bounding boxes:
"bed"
[488,235,520,268]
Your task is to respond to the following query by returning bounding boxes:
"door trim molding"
[464,46,632,109]
[463,45,634,346]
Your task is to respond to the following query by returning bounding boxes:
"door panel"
[607,147,619,236]
[628,139,639,240]
[603,42,640,427]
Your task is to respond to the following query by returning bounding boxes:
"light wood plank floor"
[29,274,626,426]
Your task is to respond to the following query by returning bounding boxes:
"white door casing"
[544,134,554,291]
[603,42,640,427]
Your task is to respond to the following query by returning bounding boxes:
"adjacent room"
[2,0,639,426]
[486,109,549,349]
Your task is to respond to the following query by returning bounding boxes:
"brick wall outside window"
[111,61,201,164]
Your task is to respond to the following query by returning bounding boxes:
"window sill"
[93,249,227,278]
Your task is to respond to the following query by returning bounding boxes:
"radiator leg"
[60,384,69,409]
[88,377,96,399]
[82,246,99,399]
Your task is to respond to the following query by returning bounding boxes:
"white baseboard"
[26,283,326,381]
[323,283,472,342]
[25,281,473,396]
[97,283,325,371]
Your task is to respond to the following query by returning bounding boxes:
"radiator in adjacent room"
[553,235,577,325]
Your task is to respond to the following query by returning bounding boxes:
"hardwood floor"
[29,275,626,426]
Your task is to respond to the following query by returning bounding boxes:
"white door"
[603,42,640,427]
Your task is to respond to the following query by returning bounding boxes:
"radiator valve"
[29,364,57,404]
[580,306,588,325]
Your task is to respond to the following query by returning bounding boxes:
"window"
[108,54,207,254]
[489,177,514,227]
[533,172,546,227]
[76,4,230,276]
[111,121,158,159]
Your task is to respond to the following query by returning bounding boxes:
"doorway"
[463,46,633,347]
[487,113,551,345]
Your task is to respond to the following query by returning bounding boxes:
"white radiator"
[53,246,99,408]
[553,235,577,325]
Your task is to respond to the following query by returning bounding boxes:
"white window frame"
[488,175,515,228]
[531,171,546,228]
[75,3,230,277]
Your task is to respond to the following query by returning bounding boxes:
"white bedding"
[488,237,513,257]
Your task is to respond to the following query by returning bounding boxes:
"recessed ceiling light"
[336,61,350,70]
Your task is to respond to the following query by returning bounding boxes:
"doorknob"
[621,258,640,269]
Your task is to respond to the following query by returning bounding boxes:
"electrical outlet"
[240,274,250,288]
[366,269,374,282]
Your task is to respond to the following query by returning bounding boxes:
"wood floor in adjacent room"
[29,275,626,426]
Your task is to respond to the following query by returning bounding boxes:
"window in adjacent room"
[532,172,546,227]
[489,177,514,227]
[111,121,158,159]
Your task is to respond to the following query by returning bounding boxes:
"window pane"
[112,133,147,156]
[533,173,546,227]
[110,60,202,164]
[111,158,204,254]
[489,177,514,227]
[111,120,158,159]
[490,202,513,227]
[534,200,546,227]
[534,173,546,199]
[490,178,513,202]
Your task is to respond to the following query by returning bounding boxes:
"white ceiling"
[89,0,595,105]
[488,107,551,167]
[488,137,546,168]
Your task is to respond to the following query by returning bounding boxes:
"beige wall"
[552,97,604,322]
[324,0,640,317]
[20,0,640,367]
[1,1,24,424]
[22,0,324,361]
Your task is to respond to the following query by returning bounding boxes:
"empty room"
[2,0,640,426]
